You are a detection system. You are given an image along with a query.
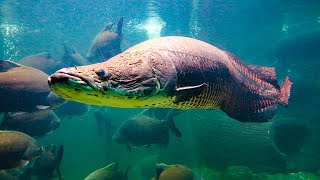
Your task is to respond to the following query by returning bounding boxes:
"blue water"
[1,0,320,179]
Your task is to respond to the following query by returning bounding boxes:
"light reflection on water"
[0,23,21,60]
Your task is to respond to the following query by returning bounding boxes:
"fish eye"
[95,69,105,77]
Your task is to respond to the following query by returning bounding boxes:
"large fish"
[48,36,292,122]
[0,60,65,113]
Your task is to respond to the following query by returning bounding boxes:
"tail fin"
[279,76,292,106]
[167,117,182,137]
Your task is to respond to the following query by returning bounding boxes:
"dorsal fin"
[62,42,70,55]
[225,51,280,88]
[35,52,51,59]
[117,17,124,37]
[247,65,279,88]
[104,22,114,31]
[0,60,23,72]
[155,163,170,178]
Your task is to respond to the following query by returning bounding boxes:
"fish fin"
[124,165,131,179]
[166,112,182,137]
[36,105,51,110]
[35,52,51,59]
[62,42,71,55]
[117,17,124,37]
[126,144,132,152]
[176,83,208,91]
[0,60,23,72]
[248,64,279,88]
[156,163,169,178]
[174,83,208,104]
[103,162,119,171]
[226,51,280,88]
[103,22,114,31]
[55,145,63,180]
[278,76,292,106]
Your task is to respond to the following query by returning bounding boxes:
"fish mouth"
[48,69,101,91]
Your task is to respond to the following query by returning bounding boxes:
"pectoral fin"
[174,83,208,104]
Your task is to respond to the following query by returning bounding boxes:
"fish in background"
[0,110,61,137]
[86,17,123,63]
[94,110,116,142]
[54,101,88,119]
[0,60,65,113]
[0,130,44,170]
[61,43,88,67]
[18,52,63,75]
[151,163,204,180]
[112,109,182,151]
[25,144,63,180]
[84,162,128,180]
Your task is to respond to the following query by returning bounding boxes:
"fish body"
[153,163,204,180]
[113,114,172,147]
[18,52,62,74]
[27,144,63,180]
[1,110,61,137]
[87,17,123,63]
[0,130,43,170]
[62,44,88,66]
[0,60,65,113]
[48,36,291,122]
[84,162,127,180]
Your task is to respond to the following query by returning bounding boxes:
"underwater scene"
[1,0,320,179]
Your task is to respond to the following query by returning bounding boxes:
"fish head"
[22,139,44,161]
[46,91,66,108]
[112,128,127,144]
[48,51,175,108]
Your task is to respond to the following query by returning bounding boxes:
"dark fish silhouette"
[54,101,88,118]
[18,52,63,74]
[94,110,116,141]
[86,17,123,63]
[26,144,63,180]
[62,43,88,67]
[1,110,60,137]
[112,109,181,150]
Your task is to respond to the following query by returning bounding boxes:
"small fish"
[18,52,63,75]
[152,163,204,180]
[112,109,182,151]
[27,144,63,180]
[54,101,88,118]
[62,43,88,67]
[0,110,61,137]
[86,17,123,63]
[94,110,116,140]
[0,130,44,170]
[84,162,128,180]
